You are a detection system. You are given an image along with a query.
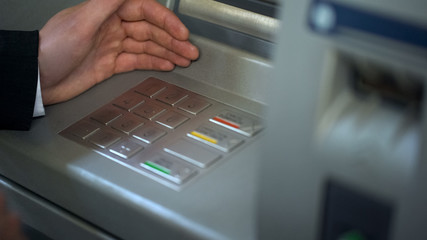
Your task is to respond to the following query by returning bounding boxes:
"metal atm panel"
[0,0,278,239]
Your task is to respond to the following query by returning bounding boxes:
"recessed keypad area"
[60,77,263,190]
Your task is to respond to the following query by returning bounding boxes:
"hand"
[39,0,199,105]
[0,194,27,240]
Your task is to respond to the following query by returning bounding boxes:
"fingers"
[117,0,199,72]
[122,21,199,60]
[117,0,189,40]
[122,38,192,67]
[114,52,176,72]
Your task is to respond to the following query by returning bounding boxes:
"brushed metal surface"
[179,0,280,41]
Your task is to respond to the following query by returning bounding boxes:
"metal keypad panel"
[59,77,263,190]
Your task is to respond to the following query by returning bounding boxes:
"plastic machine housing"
[258,0,427,239]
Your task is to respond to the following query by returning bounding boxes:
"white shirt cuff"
[33,66,45,117]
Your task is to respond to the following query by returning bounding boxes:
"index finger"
[117,0,190,41]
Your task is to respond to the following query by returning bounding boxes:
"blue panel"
[309,0,427,49]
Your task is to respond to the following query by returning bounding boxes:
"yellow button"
[190,131,218,144]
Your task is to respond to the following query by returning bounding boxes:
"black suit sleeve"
[0,30,39,130]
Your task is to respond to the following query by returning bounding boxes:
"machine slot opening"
[317,51,424,169]
[348,58,424,114]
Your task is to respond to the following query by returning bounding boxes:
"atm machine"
[1,0,426,239]
[259,0,427,239]
[0,0,279,239]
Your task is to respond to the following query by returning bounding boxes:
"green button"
[144,161,171,175]
[338,230,366,240]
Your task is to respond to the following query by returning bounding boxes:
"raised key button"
[141,155,197,184]
[134,78,166,98]
[70,122,100,139]
[155,111,189,129]
[132,103,165,120]
[132,125,166,144]
[156,87,188,106]
[90,108,122,125]
[111,115,144,134]
[178,97,211,115]
[112,91,145,111]
[210,110,263,137]
[164,139,221,168]
[109,140,144,159]
[187,124,243,152]
[88,130,121,149]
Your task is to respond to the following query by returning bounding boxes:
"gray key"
[155,111,189,129]
[109,140,144,159]
[164,139,221,168]
[132,125,166,144]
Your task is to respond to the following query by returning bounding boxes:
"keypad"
[59,77,263,190]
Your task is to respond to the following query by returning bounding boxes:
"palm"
[55,14,127,98]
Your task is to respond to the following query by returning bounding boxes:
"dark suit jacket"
[0,30,39,130]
